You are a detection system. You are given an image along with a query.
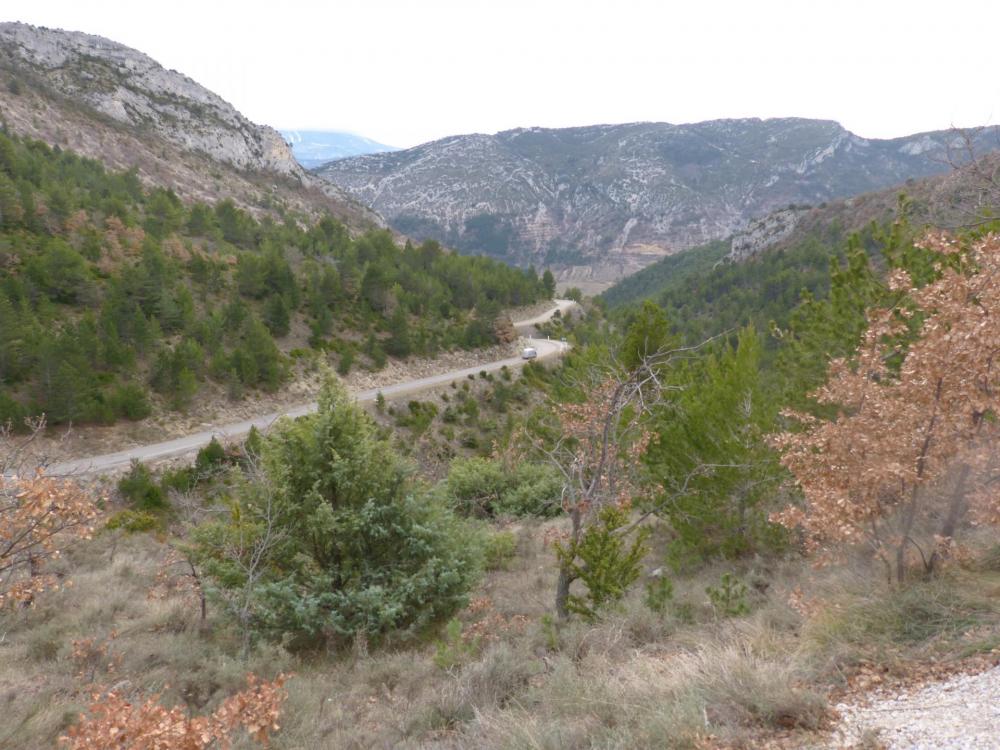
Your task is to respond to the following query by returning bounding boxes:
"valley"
[2,14,1000,750]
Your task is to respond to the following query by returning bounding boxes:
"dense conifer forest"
[0,132,549,427]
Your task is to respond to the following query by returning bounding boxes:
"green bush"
[645,576,674,614]
[445,458,563,518]
[109,382,152,420]
[105,509,160,533]
[117,460,167,512]
[195,436,227,474]
[337,349,355,376]
[160,466,196,494]
[395,400,438,436]
[555,505,650,621]
[483,530,518,571]
[706,573,750,618]
[433,618,479,670]
[192,376,480,647]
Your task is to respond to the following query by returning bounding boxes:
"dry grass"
[3,517,1000,749]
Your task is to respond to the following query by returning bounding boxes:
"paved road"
[47,301,576,477]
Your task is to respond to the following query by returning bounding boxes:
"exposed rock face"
[0,22,380,227]
[316,119,999,282]
[727,208,805,262]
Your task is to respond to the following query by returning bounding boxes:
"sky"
[2,0,998,148]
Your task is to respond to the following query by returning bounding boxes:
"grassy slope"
[4,516,1000,749]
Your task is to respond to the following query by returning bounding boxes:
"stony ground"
[827,665,1000,749]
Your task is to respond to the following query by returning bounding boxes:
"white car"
[521,347,538,360]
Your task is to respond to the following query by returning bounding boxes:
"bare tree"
[187,449,286,656]
[937,126,1000,227]
[529,340,722,618]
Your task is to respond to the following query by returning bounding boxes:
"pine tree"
[542,268,556,298]
[385,307,412,358]
[646,327,784,563]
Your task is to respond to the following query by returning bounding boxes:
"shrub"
[433,618,479,670]
[105,510,159,533]
[445,458,563,518]
[555,506,650,620]
[160,466,196,494]
[336,349,354,376]
[645,576,674,614]
[706,573,750,618]
[117,460,167,512]
[483,530,518,571]
[395,400,438,436]
[108,382,152,420]
[194,437,227,475]
[193,376,480,646]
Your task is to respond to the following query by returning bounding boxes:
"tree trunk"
[555,566,572,620]
[896,492,920,584]
[927,463,971,575]
[555,505,582,620]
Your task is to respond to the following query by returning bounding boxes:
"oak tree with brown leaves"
[1,423,99,607]
[774,231,1000,582]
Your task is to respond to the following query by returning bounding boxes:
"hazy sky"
[2,0,998,148]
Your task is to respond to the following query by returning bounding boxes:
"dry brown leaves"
[773,231,1000,572]
[0,472,99,607]
[59,673,290,750]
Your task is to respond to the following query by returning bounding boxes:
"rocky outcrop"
[315,119,999,282]
[726,208,805,262]
[0,22,380,228]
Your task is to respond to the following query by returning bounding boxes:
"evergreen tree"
[645,328,785,563]
[263,295,290,337]
[385,307,412,358]
[542,268,556,298]
[191,376,480,645]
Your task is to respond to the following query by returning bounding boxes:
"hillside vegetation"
[6,199,1000,748]
[0,131,549,428]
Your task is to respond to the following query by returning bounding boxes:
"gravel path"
[829,665,1000,748]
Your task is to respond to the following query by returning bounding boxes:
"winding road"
[47,300,577,477]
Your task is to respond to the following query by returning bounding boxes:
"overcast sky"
[2,0,998,148]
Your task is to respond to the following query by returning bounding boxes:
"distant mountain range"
[0,22,380,229]
[315,120,999,287]
[281,130,397,168]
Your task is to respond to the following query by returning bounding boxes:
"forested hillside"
[602,151,1000,350]
[0,131,549,428]
[602,222,861,352]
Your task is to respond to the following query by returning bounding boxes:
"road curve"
[47,301,576,477]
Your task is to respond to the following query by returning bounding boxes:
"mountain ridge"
[315,118,999,288]
[0,21,381,229]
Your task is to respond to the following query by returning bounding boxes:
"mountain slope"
[281,130,397,168]
[0,129,550,431]
[0,22,380,228]
[600,153,1000,347]
[316,119,999,286]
